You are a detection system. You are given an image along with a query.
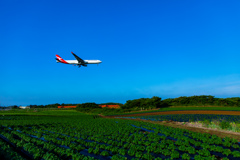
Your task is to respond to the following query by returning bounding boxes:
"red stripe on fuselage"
[56,55,68,64]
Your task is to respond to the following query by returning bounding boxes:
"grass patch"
[197,120,240,132]
[2,106,240,116]
[0,109,88,116]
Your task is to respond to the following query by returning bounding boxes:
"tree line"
[121,96,162,112]
[75,95,240,113]
[162,95,240,107]
[2,95,240,111]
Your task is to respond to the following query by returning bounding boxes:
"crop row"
[0,136,27,160]
[120,114,240,123]
[1,115,240,160]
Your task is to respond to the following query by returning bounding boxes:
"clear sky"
[1,0,240,106]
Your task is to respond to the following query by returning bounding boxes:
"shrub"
[76,103,101,113]
[142,152,154,160]
[222,149,231,156]
[88,148,94,153]
[135,151,143,158]
[111,154,127,160]
[42,152,59,160]
[182,153,190,160]
[36,132,42,138]
[93,147,100,155]
[202,119,211,127]
[219,121,232,130]
[128,148,135,156]
[232,151,240,157]
[118,148,126,156]
[170,150,180,159]
[100,151,109,156]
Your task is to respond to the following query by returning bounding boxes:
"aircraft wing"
[71,52,87,66]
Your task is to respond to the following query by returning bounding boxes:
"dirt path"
[102,111,240,141]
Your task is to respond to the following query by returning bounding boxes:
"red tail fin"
[56,55,68,64]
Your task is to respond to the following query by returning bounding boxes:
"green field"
[0,110,240,160]
[105,106,240,116]
[0,109,88,116]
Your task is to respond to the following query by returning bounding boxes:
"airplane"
[56,52,102,67]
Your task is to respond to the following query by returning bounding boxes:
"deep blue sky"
[1,0,240,106]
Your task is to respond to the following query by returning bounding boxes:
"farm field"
[114,112,240,141]
[123,114,240,123]
[105,107,240,116]
[0,109,81,116]
[0,110,240,160]
[112,110,240,138]
[108,110,240,117]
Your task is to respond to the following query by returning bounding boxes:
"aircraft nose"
[99,60,102,63]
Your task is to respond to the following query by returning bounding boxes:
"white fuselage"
[58,60,102,64]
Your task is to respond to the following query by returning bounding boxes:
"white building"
[19,106,30,109]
